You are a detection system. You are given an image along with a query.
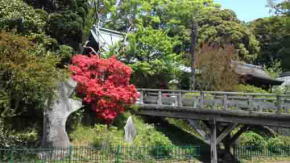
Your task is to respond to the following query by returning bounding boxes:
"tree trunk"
[41,78,82,148]
[190,21,198,90]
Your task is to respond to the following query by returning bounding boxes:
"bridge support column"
[210,119,217,163]
[189,120,244,162]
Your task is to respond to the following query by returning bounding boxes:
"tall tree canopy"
[121,27,181,88]
[23,0,92,50]
[251,16,290,70]
[197,8,260,62]
[95,0,261,88]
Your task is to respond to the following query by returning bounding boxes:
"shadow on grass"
[142,116,210,162]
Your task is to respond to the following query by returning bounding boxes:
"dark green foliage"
[22,0,92,50]
[251,16,290,71]
[198,9,260,62]
[46,11,84,49]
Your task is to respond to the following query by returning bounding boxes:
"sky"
[214,0,273,22]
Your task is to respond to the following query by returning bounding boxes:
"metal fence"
[234,146,290,159]
[0,145,200,162]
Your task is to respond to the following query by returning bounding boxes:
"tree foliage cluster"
[197,9,260,62]
[1,0,93,51]
[0,31,64,124]
[251,1,290,71]
[98,0,290,89]
[94,0,265,89]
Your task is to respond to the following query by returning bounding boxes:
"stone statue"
[124,116,136,143]
[39,78,82,159]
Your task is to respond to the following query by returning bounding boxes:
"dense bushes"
[239,131,267,151]
[234,84,269,93]
[70,113,173,158]
[267,136,290,154]
[240,131,290,154]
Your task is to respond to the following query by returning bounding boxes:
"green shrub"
[70,125,97,146]
[239,131,267,151]
[93,125,123,148]
[267,136,290,154]
[183,92,213,100]
[267,137,285,154]
[234,84,268,93]
[0,119,38,147]
[70,113,174,159]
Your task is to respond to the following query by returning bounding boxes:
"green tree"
[197,8,260,62]
[23,0,92,50]
[251,16,290,70]
[0,31,64,121]
[122,27,181,88]
[96,0,260,88]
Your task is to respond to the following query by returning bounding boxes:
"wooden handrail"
[137,88,290,114]
[137,88,290,97]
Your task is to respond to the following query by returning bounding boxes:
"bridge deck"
[136,89,290,127]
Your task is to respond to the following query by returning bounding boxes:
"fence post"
[68,146,72,163]
[157,146,160,159]
[115,145,121,163]
[9,147,14,163]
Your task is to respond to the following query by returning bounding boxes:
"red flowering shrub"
[70,54,139,123]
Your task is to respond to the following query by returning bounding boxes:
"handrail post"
[200,92,204,108]
[223,94,228,110]
[248,95,253,111]
[139,90,144,104]
[276,95,282,114]
[177,92,183,107]
[281,97,285,113]
[158,90,162,105]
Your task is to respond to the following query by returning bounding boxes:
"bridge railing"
[136,89,290,114]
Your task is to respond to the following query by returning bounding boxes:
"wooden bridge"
[135,88,290,163]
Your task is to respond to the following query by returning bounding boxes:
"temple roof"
[232,61,283,86]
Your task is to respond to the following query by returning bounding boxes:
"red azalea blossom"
[70,54,139,123]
